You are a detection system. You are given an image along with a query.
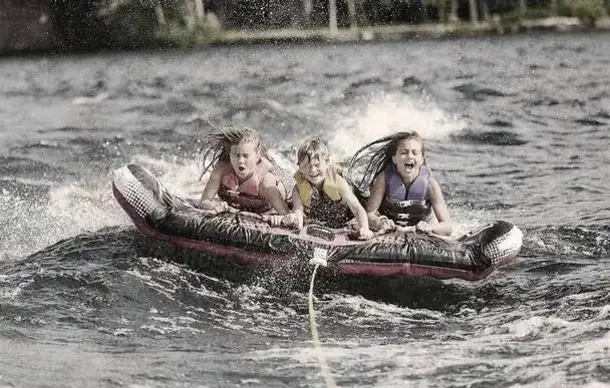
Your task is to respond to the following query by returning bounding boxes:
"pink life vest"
[218,162,273,213]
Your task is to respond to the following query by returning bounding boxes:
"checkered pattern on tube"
[483,225,523,264]
[112,165,159,220]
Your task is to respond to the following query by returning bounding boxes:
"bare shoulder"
[208,161,230,178]
[427,177,445,198]
[335,173,352,191]
[260,157,275,170]
[261,171,278,186]
[215,160,232,172]
[373,171,385,186]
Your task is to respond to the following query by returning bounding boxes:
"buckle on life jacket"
[395,200,424,209]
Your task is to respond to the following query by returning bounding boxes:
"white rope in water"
[308,260,337,388]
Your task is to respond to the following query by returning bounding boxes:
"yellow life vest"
[294,166,342,209]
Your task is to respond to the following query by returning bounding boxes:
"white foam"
[268,148,297,176]
[506,315,571,339]
[72,92,110,105]
[0,170,130,259]
[130,154,203,199]
[329,92,466,160]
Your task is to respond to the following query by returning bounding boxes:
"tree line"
[49,0,609,50]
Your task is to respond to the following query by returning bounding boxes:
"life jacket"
[218,161,273,213]
[294,166,352,228]
[380,164,433,226]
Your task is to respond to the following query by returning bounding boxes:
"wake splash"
[0,179,128,261]
[329,92,467,160]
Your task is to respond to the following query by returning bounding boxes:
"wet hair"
[197,126,269,180]
[297,136,331,166]
[347,131,426,191]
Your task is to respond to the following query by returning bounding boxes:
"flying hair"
[197,125,271,180]
[347,131,426,191]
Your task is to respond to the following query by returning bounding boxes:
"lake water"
[1,32,609,387]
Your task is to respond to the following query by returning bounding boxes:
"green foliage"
[98,1,220,49]
[554,2,575,17]
[569,0,607,20]
[494,0,608,22]
[520,6,554,19]
[156,21,221,47]
[501,7,551,22]
[101,3,163,48]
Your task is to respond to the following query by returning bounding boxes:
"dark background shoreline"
[2,0,609,56]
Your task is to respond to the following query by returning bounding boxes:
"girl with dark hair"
[348,131,453,236]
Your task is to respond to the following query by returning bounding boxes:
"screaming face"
[229,141,260,180]
[392,138,424,182]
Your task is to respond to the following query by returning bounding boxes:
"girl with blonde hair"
[198,126,290,225]
[283,136,373,239]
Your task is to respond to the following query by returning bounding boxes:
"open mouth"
[404,162,416,170]
[237,166,246,172]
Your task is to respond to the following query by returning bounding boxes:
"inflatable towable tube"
[112,164,523,281]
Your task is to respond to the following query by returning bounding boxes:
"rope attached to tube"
[308,249,337,388]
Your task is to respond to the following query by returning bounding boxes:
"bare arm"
[338,176,370,232]
[291,184,304,217]
[365,173,386,230]
[260,172,290,215]
[366,173,385,212]
[425,177,453,236]
[199,162,226,210]
[282,184,304,230]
